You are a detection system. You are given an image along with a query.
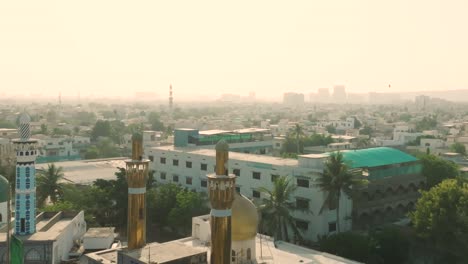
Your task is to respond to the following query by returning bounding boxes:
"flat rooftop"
[152,146,299,167]
[0,211,81,242]
[35,158,126,185]
[83,227,115,238]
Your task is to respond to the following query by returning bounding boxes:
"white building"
[147,146,353,241]
[318,118,355,131]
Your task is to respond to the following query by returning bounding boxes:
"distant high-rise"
[332,85,347,103]
[317,88,330,102]
[283,92,304,105]
[169,84,173,111]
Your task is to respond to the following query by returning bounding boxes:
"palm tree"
[290,124,305,154]
[258,176,306,242]
[315,152,367,233]
[37,163,65,206]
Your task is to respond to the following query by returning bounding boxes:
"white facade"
[52,211,87,263]
[318,118,355,130]
[148,146,353,241]
[37,136,90,158]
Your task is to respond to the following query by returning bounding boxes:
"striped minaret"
[126,133,149,249]
[208,140,236,264]
[13,113,38,235]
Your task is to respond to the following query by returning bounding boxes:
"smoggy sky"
[0,0,467,99]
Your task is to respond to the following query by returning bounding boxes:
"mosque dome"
[0,175,9,203]
[231,192,258,241]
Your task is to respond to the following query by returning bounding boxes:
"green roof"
[0,175,9,202]
[336,147,418,168]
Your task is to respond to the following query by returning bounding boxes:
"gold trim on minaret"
[208,140,236,264]
[126,133,149,250]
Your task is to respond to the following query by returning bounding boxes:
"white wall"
[0,202,7,225]
[53,211,87,262]
[83,236,114,250]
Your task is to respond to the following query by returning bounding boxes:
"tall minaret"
[13,113,38,235]
[208,140,236,264]
[125,133,149,249]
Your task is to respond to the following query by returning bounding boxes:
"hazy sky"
[1,0,467,99]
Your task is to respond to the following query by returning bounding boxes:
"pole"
[6,181,11,264]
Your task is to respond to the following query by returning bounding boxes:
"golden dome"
[231,192,258,241]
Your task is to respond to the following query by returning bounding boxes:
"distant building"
[332,85,347,103]
[368,92,401,104]
[317,88,330,103]
[283,92,304,105]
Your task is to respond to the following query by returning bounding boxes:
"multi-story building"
[147,144,422,240]
[332,85,347,103]
[283,92,305,105]
[36,136,90,163]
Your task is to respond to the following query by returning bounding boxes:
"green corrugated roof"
[331,147,418,168]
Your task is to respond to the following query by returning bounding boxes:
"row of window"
[155,157,311,187]
[17,150,37,156]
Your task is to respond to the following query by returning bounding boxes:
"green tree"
[326,124,336,134]
[289,124,305,154]
[148,183,181,227]
[315,152,366,233]
[167,190,209,235]
[258,176,304,242]
[91,120,112,141]
[96,139,120,158]
[410,178,468,262]
[416,116,438,131]
[148,112,165,131]
[40,124,48,134]
[319,232,371,262]
[37,164,65,206]
[84,146,99,159]
[359,126,373,136]
[369,227,410,264]
[420,154,459,189]
[451,142,466,156]
[0,119,16,128]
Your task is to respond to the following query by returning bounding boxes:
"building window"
[148,155,154,162]
[271,174,279,182]
[297,179,309,188]
[201,180,207,188]
[252,190,260,198]
[160,172,166,180]
[201,163,207,171]
[160,157,166,164]
[328,222,337,232]
[173,159,179,166]
[233,169,240,177]
[252,172,261,180]
[296,198,309,210]
[232,250,236,262]
[186,177,192,185]
[186,161,192,168]
[173,175,179,182]
[296,220,309,230]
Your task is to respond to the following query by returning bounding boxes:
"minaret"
[13,113,38,235]
[125,133,149,249]
[208,140,236,264]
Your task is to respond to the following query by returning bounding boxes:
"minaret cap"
[131,132,143,160]
[215,140,229,152]
[19,113,31,124]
